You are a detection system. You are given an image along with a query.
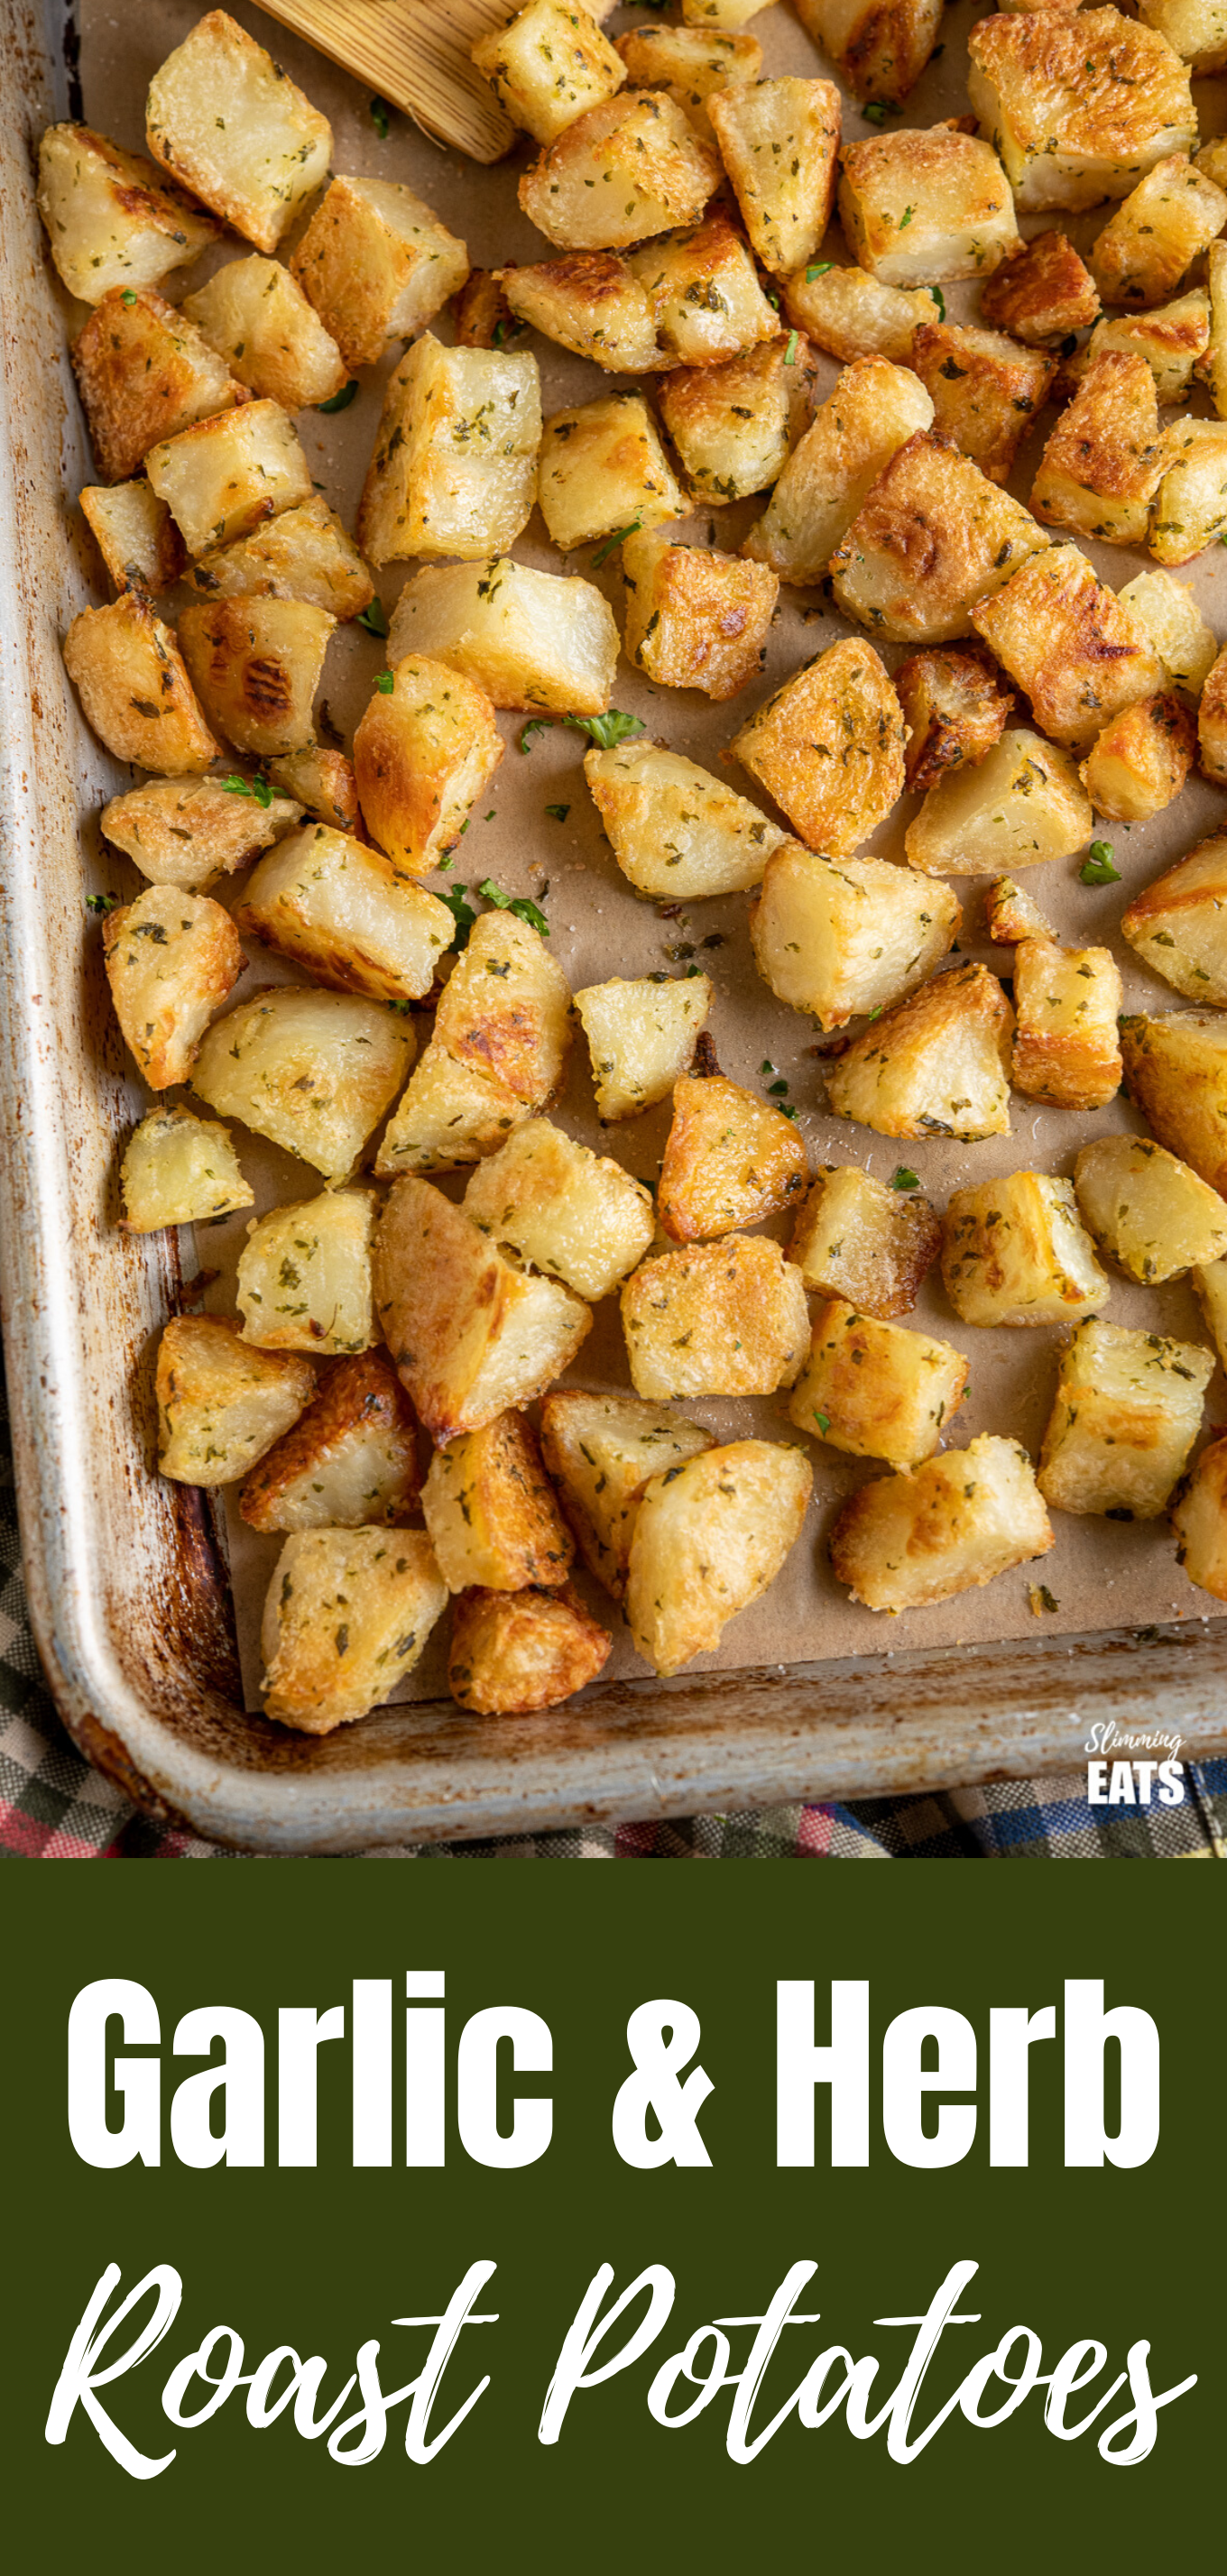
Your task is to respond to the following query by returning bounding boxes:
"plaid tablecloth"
[2,1358,1222,1861]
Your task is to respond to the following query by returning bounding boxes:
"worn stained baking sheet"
[3,0,1227,1849]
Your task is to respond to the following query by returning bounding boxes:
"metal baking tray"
[3,0,1226,1854]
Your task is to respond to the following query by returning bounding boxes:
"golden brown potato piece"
[789,1299,968,1468]
[63,593,218,773]
[519,91,719,250]
[539,1391,714,1599]
[352,655,503,877]
[621,1234,810,1398]
[191,988,414,1181]
[742,354,934,585]
[145,10,332,254]
[356,336,540,570]
[1031,354,1165,547]
[1119,572,1217,698]
[910,322,1056,485]
[837,123,1019,286]
[449,1582,612,1714]
[290,177,469,373]
[826,961,1013,1142]
[1080,292,1210,404]
[1010,935,1123,1110]
[789,1167,941,1320]
[1121,829,1227,1002]
[983,876,1057,945]
[71,288,244,485]
[830,432,1050,645]
[895,647,1014,793]
[749,842,960,1030]
[36,120,220,301]
[236,1189,377,1356]
[499,251,664,374]
[266,749,359,833]
[972,543,1163,750]
[904,727,1092,876]
[707,75,839,275]
[463,1118,654,1301]
[979,229,1100,344]
[100,775,300,891]
[780,264,939,366]
[473,1,624,145]
[260,1527,447,1733]
[574,972,713,1122]
[732,639,906,854]
[1121,1009,1227,1193]
[616,22,761,145]
[632,207,780,367]
[1074,1133,1227,1283]
[374,1176,591,1445]
[1170,1433,1227,1601]
[143,401,313,563]
[536,393,683,549]
[658,334,818,510]
[625,1438,812,1677]
[386,557,619,715]
[233,825,456,1003]
[1038,1319,1212,1520]
[1149,417,1227,564]
[239,1349,420,1533]
[181,255,346,410]
[659,1070,808,1243]
[1199,643,1227,780]
[422,1410,574,1593]
[103,885,244,1090]
[584,743,783,900]
[79,479,185,596]
[1090,154,1227,308]
[621,523,779,702]
[793,0,941,106]
[156,1314,315,1488]
[830,1435,1054,1613]
[185,496,374,623]
[374,1043,529,1181]
[941,1172,1110,1327]
[1081,693,1195,823]
[178,598,335,758]
[966,11,1196,216]
[434,911,571,1109]
[453,267,519,352]
[120,1105,252,1233]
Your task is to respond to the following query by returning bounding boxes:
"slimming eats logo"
[1084,1722,1185,1808]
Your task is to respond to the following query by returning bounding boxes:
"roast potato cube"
[65,593,219,774]
[237,1189,377,1355]
[627,208,779,368]
[156,1315,315,1488]
[357,335,540,569]
[1010,935,1123,1109]
[789,1165,940,1319]
[731,638,906,852]
[1139,0,1227,71]
[1075,1132,1227,1283]
[682,0,769,21]
[1031,354,1165,546]
[1198,238,1227,416]
[260,1527,447,1733]
[353,655,503,878]
[463,1118,654,1298]
[238,1349,420,1533]
[941,1171,1111,1326]
[100,773,300,890]
[1082,691,1195,822]
[780,263,939,364]
[536,392,683,548]
[658,1072,808,1242]
[1121,830,1227,1001]
[1119,569,1218,693]
[374,1177,591,1442]
[387,557,619,715]
[584,742,784,899]
[749,842,959,1031]
[103,884,242,1090]
[499,253,663,373]
[789,1298,968,1468]
[1200,643,1227,778]
[422,1409,573,1593]
[620,1233,809,1397]
[1170,1434,1227,1600]
[232,825,456,1003]
[1149,419,1227,565]
[831,433,1050,645]
[145,10,332,255]
[1038,1318,1211,1517]
[290,175,469,373]
[1090,155,1227,308]
[838,124,1019,287]
[793,0,941,104]
[472,1,624,144]
[434,911,572,1108]
[826,961,1013,1142]
[1121,1009,1227,1193]
[37,121,219,301]
[178,597,333,758]
[966,11,1196,215]
[621,523,778,701]
[830,1433,1054,1612]
[658,333,818,508]
[181,256,346,411]
[538,1390,714,1597]
[707,75,839,274]
[907,731,1087,880]
[374,1044,527,1180]
[186,495,374,621]
[625,1438,812,1677]
[742,355,934,585]
[1083,292,1210,403]
[120,1104,252,1232]
[911,321,1056,485]
[449,1582,612,1713]
[895,647,1014,793]
[190,987,414,1180]
[979,229,1099,343]
[574,971,712,1121]
[519,92,719,250]
[984,876,1056,944]
[266,749,359,833]
[616,23,761,143]
[71,289,244,486]
[144,400,313,557]
[79,478,185,596]
[972,545,1163,749]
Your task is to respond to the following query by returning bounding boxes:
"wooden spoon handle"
[254,0,518,163]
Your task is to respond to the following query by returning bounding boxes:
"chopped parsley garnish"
[563,708,645,750]
[374,669,395,695]
[805,262,832,282]
[370,97,390,139]
[438,884,476,948]
[86,891,120,915]
[591,520,641,567]
[1080,841,1121,885]
[545,803,570,822]
[318,381,358,412]
[356,595,389,636]
[890,1166,920,1191]
[478,879,550,936]
[222,773,273,806]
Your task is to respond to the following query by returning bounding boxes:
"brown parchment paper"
[78,0,1227,1716]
